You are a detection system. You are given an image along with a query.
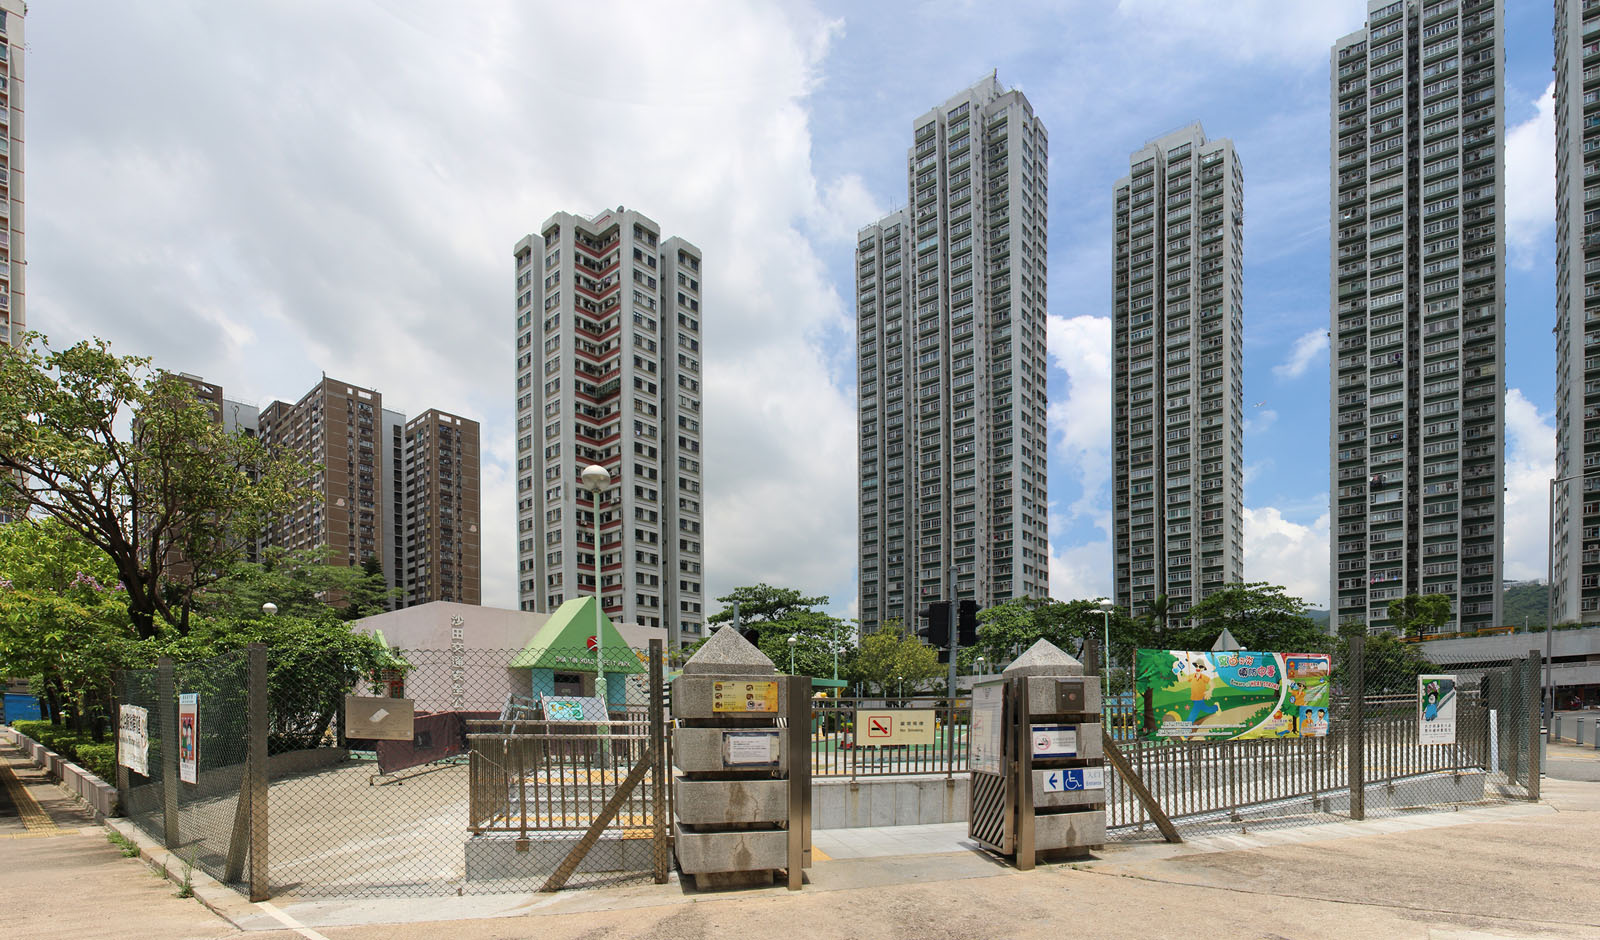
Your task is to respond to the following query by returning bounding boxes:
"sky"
[28,1,1559,619]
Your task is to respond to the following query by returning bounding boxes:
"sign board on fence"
[118,704,149,776]
[856,709,936,747]
[1418,674,1457,746]
[969,681,1005,775]
[724,730,780,766]
[1030,723,1078,758]
[540,695,608,722]
[343,695,415,741]
[1042,766,1104,793]
[177,693,199,784]
[1135,649,1332,741]
[712,680,779,713]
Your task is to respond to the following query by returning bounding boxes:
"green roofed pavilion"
[508,595,644,674]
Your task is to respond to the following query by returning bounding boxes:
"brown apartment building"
[181,373,481,608]
[402,410,481,605]
[259,377,383,569]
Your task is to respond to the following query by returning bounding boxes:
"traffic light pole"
[947,565,958,703]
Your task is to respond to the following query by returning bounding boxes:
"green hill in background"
[1502,581,1549,629]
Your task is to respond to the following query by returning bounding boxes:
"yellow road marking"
[811,847,831,861]
[0,759,58,832]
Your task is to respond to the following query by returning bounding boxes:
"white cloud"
[1243,506,1330,608]
[28,1,864,611]
[1273,329,1328,380]
[1504,388,1555,582]
[1046,314,1113,510]
[1506,82,1555,270]
[1244,408,1278,434]
[1048,536,1113,603]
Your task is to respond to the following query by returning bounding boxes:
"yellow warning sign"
[712,680,779,713]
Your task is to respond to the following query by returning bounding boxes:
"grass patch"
[105,830,140,858]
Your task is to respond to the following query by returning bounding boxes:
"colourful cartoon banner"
[1135,649,1331,740]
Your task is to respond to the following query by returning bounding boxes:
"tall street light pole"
[581,464,611,710]
[1096,599,1115,696]
[788,633,797,675]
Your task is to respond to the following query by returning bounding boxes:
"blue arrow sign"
[1042,766,1105,793]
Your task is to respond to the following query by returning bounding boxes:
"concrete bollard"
[1006,639,1106,865]
[670,627,807,889]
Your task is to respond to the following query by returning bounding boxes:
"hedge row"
[11,720,119,783]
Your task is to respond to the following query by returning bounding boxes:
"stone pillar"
[1005,639,1105,867]
[671,627,806,889]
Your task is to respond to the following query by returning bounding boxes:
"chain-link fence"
[1102,639,1543,842]
[117,651,252,888]
[116,643,670,899]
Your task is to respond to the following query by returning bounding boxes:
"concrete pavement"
[7,738,1600,938]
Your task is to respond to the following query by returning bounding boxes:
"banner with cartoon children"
[1135,649,1332,740]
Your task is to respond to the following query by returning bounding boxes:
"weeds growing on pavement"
[177,850,195,899]
[105,830,140,858]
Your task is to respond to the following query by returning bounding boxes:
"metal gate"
[966,678,1013,853]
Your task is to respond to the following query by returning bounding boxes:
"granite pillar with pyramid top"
[1005,639,1105,867]
[671,626,808,890]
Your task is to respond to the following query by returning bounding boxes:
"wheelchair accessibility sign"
[1042,767,1104,793]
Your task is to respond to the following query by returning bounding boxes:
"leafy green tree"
[0,334,309,638]
[1179,582,1330,654]
[755,610,856,680]
[706,583,830,626]
[1341,632,1431,695]
[0,519,148,732]
[1386,593,1452,638]
[171,610,389,752]
[851,622,942,697]
[960,597,1136,674]
[195,547,396,622]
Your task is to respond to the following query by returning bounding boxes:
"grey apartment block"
[0,0,22,350]
[1111,124,1245,619]
[1329,0,1505,635]
[1552,0,1600,625]
[513,207,705,648]
[857,74,1050,636]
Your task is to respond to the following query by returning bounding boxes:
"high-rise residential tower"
[856,74,1050,635]
[401,409,481,606]
[513,208,705,648]
[1111,124,1246,620]
[0,1,23,350]
[1329,0,1505,635]
[1553,0,1600,625]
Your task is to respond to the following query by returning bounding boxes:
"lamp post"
[787,633,798,675]
[975,656,985,677]
[1096,599,1115,696]
[581,464,611,707]
[261,602,277,617]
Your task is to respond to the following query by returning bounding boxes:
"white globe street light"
[261,602,278,616]
[1097,599,1116,696]
[787,633,798,675]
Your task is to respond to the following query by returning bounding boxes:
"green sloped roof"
[509,596,644,673]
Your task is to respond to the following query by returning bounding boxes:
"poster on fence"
[177,693,198,784]
[118,704,149,776]
[968,680,1005,775]
[1135,649,1331,741]
[1417,674,1457,746]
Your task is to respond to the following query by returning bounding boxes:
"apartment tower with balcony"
[401,409,482,606]
[1111,124,1246,620]
[513,208,705,647]
[1329,0,1505,634]
[856,74,1051,635]
[1552,0,1600,625]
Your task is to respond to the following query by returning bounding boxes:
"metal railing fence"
[806,696,970,779]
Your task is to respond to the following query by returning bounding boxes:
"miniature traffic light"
[957,600,979,647]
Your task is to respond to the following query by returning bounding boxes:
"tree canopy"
[0,334,309,638]
[1386,593,1452,638]
[1175,582,1330,654]
[851,621,943,697]
[706,583,830,626]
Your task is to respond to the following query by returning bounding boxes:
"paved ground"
[8,737,1600,939]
